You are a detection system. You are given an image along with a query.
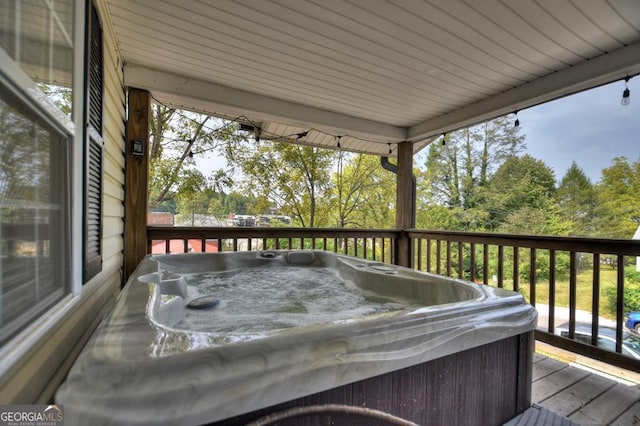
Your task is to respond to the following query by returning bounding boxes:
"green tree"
[174,169,211,225]
[329,153,395,228]
[592,157,640,238]
[227,140,335,228]
[148,103,243,209]
[422,116,525,229]
[556,162,596,236]
[485,154,559,232]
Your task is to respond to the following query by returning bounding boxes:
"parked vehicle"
[556,322,640,360]
[625,311,640,334]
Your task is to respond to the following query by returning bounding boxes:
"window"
[0,0,74,344]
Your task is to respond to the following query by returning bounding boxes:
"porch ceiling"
[105,0,640,156]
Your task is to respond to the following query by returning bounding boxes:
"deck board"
[609,401,640,425]
[568,383,640,425]
[531,353,640,425]
[533,357,569,381]
[532,366,590,403]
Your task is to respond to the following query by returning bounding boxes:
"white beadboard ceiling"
[105,0,640,157]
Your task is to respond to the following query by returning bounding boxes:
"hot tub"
[56,251,537,425]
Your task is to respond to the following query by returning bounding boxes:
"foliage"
[328,153,396,228]
[555,162,596,236]
[592,157,640,239]
[485,154,557,230]
[148,103,244,209]
[606,270,640,313]
[422,117,525,217]
[225,139,336,228]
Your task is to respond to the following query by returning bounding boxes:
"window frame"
[0,0,86,358]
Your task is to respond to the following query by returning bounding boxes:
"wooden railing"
[147,226,640,372]
[409,229,640,372]
[147,226,399,264]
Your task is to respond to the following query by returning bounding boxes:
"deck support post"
[123,88,151,284]
[395,141,414,268]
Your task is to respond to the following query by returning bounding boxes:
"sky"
[197,78,640,185]
[517,79,640,183]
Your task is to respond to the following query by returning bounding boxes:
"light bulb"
[622,88,631,106]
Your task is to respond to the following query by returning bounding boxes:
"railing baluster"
[569,251,577,339]
[497,245,504,288]
[592,253,600,346]
[446,240,452,277]
[364,238,368,260]
[183,239,189,253]
[372,238,377,261]
[616,255,625,354]
[436,240,441,275]
[529,248,536,306]
[548,249,556,333]
[513,247,519,293]
[426,239,432,273]
[470,243,476,282]
[416,238,423,271]
[458,242,463,279]
[165,239,170,254]
[483,244,489,284]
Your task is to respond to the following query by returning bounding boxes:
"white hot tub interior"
[143,251,480,335]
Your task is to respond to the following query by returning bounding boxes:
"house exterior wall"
[0,0,125,403]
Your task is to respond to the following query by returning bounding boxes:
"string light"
[622,77,631,106]
[149,95,401,156]
[514,111,520,127]
[441,133,447,146]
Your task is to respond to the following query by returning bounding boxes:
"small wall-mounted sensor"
[132,140,144,156]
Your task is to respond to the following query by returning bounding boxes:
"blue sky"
[518,78,640,183]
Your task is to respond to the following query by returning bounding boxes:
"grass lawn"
[511,267,624,321]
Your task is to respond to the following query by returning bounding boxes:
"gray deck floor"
[529,352,640,425]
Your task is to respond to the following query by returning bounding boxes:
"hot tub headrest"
[285,251,316,265]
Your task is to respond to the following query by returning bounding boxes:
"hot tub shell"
[56,251,537,425]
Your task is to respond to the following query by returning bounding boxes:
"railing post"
[395,141,414,267]
[124,88,150,284]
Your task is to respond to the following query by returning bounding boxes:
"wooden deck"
[530,350,640,425]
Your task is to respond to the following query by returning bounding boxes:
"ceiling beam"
[408,42,640,141]
[124,64,408,142]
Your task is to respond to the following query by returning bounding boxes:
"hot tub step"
[503,404,579,426]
